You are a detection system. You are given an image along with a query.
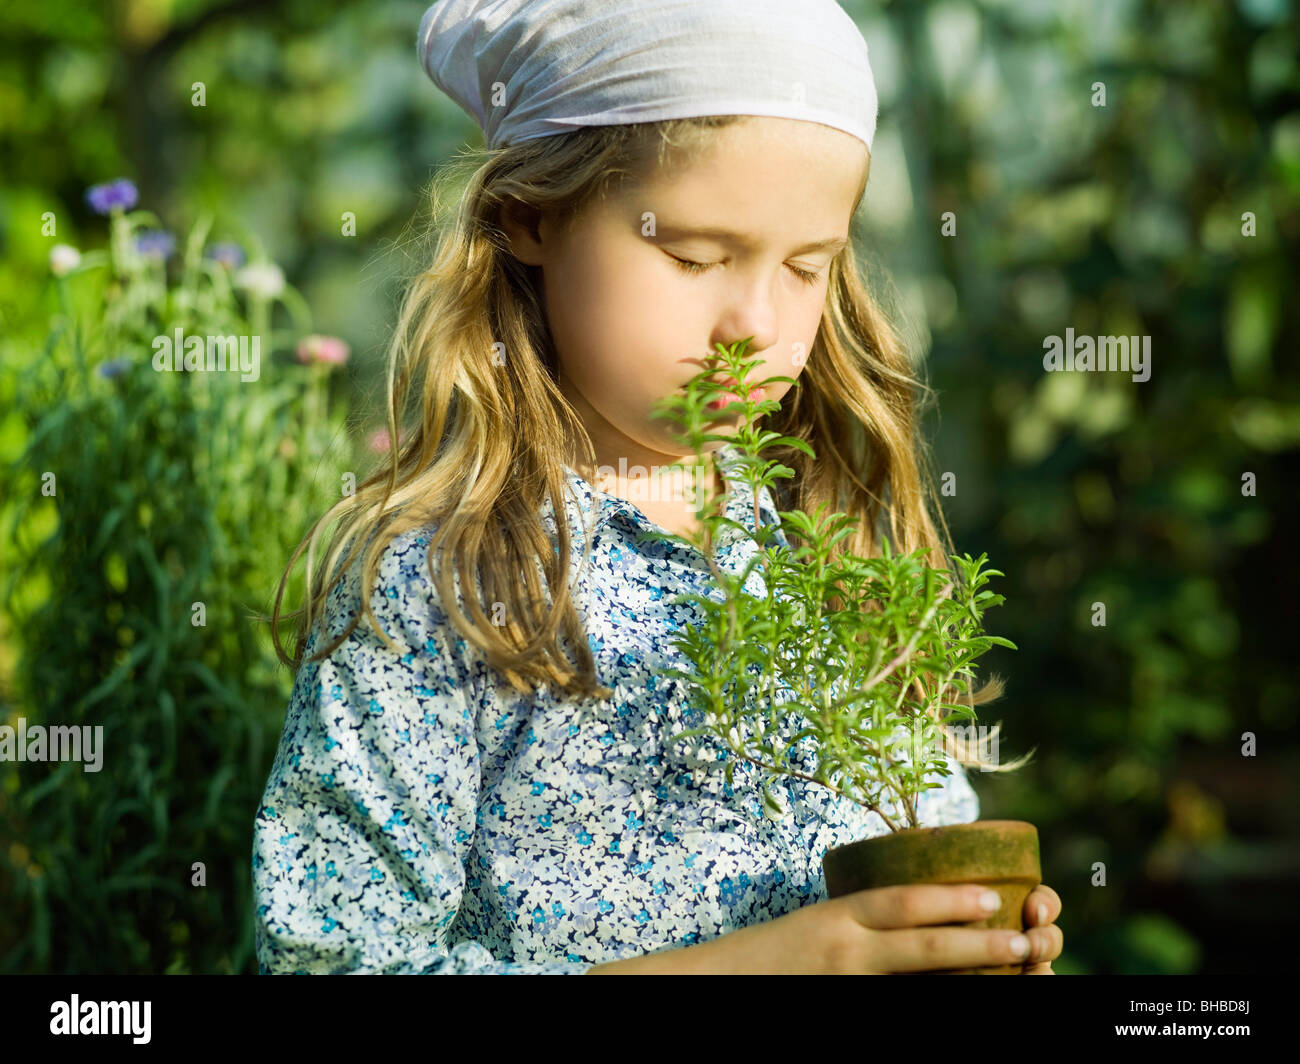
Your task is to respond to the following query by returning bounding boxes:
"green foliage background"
[1,0,1296,974]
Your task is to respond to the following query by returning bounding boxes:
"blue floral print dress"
[252,444,980,974]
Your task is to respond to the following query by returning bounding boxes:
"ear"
[499,197,547,266]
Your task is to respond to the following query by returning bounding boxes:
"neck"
[574,448,723,506]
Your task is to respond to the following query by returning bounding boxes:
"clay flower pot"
[823,819,1041,974]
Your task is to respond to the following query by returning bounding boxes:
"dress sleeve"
[252,531,590,974]
[916,752,981,827]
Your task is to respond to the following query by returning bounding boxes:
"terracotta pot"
[822,819,1041,974]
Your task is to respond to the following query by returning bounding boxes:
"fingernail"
[979,890,1002,912]
[1037,902,1048,926]
[1009,934,1030,958]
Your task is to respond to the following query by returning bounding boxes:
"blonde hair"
[268,115,1027,780]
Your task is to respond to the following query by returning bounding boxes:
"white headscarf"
[418,0,878,151]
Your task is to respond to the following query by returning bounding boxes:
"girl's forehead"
[633,136,867,216]
[656,124,866,184]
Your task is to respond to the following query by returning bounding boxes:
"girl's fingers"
[1025,921,1063,965]
[1023,961,1055,975]
[875,926,1036,973]
[1024,883,1062,927]
[837,884,1036,973]
[842,883,1011,931]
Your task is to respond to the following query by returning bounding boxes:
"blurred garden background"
[1,0,1296,974]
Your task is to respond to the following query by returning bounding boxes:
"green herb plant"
[644,338,1018,832]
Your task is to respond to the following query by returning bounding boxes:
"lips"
[678,374,758,412]
[703,374,761,411]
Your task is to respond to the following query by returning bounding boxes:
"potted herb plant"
[644,339,1040,974]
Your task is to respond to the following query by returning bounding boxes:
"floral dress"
[252,444,980,973]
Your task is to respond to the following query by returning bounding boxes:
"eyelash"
[669,255,824,287]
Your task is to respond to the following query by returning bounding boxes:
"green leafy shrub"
[645,339,1027,832]
[0,181,353,973]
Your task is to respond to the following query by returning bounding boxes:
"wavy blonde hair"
[269,115,1027,780]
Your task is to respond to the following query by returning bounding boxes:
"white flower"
[49,244,81,276]
[234,262,285,299]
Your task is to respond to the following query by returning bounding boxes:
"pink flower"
[367,427,412,455]
[295,334,350,366]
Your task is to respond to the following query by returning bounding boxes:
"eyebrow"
[654,225,849,254]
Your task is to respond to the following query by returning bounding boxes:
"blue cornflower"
[85,178,138,215]
[96,357,132,379]
[206,241,246,269]
[135,230,175,259]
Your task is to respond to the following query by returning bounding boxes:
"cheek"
[758,338,815,405]
[774,339,814,385]
[548,242,682,408]
[787,339,813,375]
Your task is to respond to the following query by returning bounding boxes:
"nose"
[711,327,779,370]
[712,276,781,366]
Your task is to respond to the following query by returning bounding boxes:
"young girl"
[252,0,1062,975]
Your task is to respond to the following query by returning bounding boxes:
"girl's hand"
[1020,882,1063,974]
[590,882,1064,975]
[592,883,1038,974]
[749,883,1045,973]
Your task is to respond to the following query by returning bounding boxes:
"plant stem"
[844,577,955,697]
[723,743,903,833]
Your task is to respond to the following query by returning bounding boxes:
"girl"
[252,0,1063,975]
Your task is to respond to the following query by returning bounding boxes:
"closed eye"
[668,254,824,287]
